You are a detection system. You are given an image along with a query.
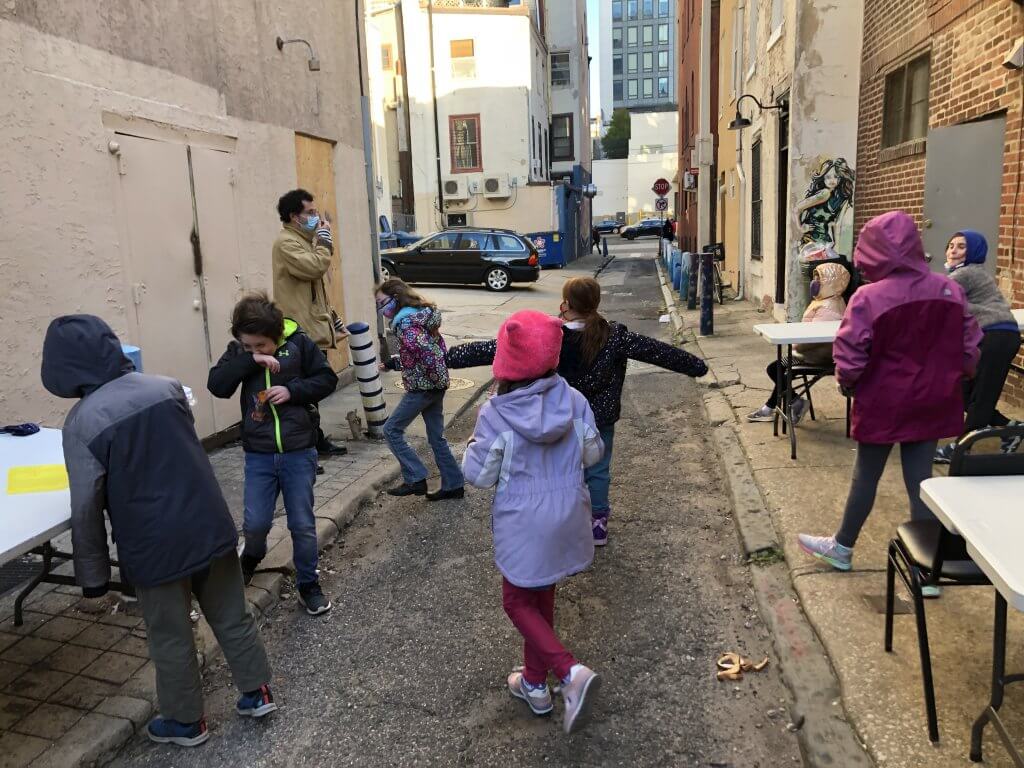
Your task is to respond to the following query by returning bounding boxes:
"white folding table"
[1,428,129,625]
[920,475,1024,765]
[753,321,842,460]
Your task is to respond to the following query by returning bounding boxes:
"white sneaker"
[797,533,852,571]
[747,405,774,423]
[561,664,601,734]
[507,671,553,716]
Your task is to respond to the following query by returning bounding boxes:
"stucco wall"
[593,159,630,217]
[0,4,375,429]
[548,0,591,177]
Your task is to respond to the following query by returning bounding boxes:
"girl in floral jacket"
[376,279,464,500]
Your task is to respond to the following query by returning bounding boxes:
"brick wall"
[856,0,1024,407]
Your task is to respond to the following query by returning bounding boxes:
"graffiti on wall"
[795,157,856,261]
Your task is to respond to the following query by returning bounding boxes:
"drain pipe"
[732,0,747,302]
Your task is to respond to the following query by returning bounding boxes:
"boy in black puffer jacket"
[208,294,338,616]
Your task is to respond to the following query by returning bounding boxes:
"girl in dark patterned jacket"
[447,276,707,546]
[376,278,464,501]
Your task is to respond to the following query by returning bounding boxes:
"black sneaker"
[387,480,428,497]
[426,487,465,502]
[317,439,348,457]
[298,582,332,616]
[240,553,261,585]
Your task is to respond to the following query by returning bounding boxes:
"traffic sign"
[655,198,669,212]
[652,178,671,196]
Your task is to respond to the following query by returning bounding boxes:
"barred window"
[449,115,481,172]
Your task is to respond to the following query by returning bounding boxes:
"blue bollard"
[121,345,142,372]
[687,252,698,310]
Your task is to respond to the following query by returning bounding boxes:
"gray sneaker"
[561,664,601,734]
[790,397,808,425]
[797,534,852,571]
[507,670,553,715]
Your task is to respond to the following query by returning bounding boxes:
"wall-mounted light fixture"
[276,36,320,71]
[728,93,785,131]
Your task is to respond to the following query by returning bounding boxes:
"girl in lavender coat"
[462,310,605,735]
[798,212,982,581]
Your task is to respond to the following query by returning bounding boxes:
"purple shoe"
[592,516,608,547]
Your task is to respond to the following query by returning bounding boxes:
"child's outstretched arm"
[623,331,708,377]
[208,342,261,399]
[287,334,340,405]
[462,405,506,489]
[446,339,497,370]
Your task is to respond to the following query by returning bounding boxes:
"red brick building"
[676,0,720,254]
[855,0,1024,404]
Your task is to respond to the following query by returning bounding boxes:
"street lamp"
[276,36,321,71]
[728,93,784,131]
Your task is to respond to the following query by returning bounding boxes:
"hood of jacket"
[955,229,988,266]
[41,315,134,398]
[488,375,574,444]
[812,262,850,300]
[853,211,928,283]
[392,305,441,332]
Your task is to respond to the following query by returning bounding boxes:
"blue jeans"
[384,390,464,490]
[585,425,615,518]
[243,449,319,586]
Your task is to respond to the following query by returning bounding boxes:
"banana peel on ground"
[716,652,770,681]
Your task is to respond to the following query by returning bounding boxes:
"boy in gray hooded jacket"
[41,315,275,748]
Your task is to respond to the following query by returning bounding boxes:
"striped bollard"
[346,322,389,438]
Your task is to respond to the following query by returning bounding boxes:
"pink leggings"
[501,578,576,685]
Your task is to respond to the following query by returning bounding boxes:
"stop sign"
[652,178,671,196]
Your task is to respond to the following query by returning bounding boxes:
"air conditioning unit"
[683,170,698,191]
[482,174,511,199]
[442,177,469,201]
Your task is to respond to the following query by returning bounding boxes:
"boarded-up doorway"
[294,134,350,371]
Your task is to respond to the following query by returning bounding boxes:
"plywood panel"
[294,134,350,370]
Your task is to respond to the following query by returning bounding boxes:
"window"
[551,114,574,161]
[613,80,624,100]
[551,51,571,88]
[449,114,481,172]
[613,54,623,76]
[424,232,460,250]
[496,234,526,252]
[659,0,669,15]
[612,27,622,49]
[643,78,654,98]
[612,0,622,20]
[642,51,653,71]
[381,44,394,71]
[543,127,549,175]
[643,25,653,44]
[658,50,669,70]
[747,2,758,76]
[627,52,638,73]
[751,138,762,258]
[882,54,930,147]
[627,26,638,46]
[628,79,638,99]
[628,0,638,19]
[458,233,491,250]
[643,0,654,17]
[770,0,783,37]
[658,76,669,98]
[450,39,475,79]
[658,23,669,43]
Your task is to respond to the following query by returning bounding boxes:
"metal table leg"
[971,592,1024,766]
[773,344,782,438]
[786,344,797,459]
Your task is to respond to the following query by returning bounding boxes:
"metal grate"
[0,555,40,599]
[751,138,762,259]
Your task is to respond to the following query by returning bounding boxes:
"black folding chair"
[884,424,1024,743]
[787,361,852,438]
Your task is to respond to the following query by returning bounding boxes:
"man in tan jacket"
[273,188,347,456]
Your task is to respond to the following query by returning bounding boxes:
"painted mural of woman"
[796,158,856,247]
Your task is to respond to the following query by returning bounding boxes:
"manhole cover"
[391,377,477,393]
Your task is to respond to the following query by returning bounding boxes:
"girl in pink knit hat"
[463,310,605,734]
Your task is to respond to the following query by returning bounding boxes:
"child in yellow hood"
[747,262,851,423]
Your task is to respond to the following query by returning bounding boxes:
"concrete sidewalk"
[670,290,1024,767]
[0,363,492,768]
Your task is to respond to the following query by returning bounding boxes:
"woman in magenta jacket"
[798,211,982,581]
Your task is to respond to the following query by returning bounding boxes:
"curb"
[105,378,493,765]
[656,258,874,768]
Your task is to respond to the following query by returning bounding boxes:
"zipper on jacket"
[265,368,284,453]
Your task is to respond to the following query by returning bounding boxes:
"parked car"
[380,228,540,292]
[378,230,420,250]
[593,218,622,235]
[620,218,666,240]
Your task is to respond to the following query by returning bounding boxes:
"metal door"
[114,134,217,436]
[190,146,245,432]
[922,115,1006,274]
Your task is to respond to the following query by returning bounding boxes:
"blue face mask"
[302,214,320,231]
[378,298,398,318]
[810,279,821,298]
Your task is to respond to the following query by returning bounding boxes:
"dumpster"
[527,231,566,268]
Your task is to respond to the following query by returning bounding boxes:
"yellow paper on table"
[7,465,69,495]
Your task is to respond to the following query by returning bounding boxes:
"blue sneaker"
[146,716,209,747]
[236,684,278,718]
[797,534,852,572]
[592,516,608,547]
